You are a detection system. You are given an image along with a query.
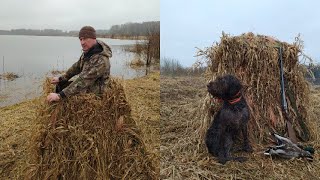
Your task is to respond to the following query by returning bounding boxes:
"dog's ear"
[233,79,242,92]
[207,79,223,98]
[224,75,242,97]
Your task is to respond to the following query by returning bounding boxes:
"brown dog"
[205,75,252,164]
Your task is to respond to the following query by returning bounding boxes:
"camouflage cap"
[79,26,96,39]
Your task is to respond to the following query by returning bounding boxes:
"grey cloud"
[0,0,159,30]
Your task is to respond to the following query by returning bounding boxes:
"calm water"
[0,35,145,106]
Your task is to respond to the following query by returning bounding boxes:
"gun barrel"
[279,47,288,112]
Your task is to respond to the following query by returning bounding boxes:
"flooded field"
[0,35,147,107]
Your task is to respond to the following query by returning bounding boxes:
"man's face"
[79,37,96,52]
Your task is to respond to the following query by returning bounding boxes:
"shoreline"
[0,69,156,108]
[0,34,147,40]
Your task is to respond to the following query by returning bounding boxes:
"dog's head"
[207,75,242,100]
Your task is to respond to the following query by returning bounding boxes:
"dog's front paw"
[218,158,228,164]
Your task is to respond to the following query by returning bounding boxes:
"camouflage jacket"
[58,40,112,98]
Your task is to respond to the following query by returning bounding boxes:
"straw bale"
[160,75,320,179]
[27,78,157,179]
[198,32,312,143]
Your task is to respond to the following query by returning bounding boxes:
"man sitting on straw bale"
[47,26,112,102]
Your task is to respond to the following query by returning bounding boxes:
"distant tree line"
[0,21,159,37]
[0,29,71,36]
[108,21,159,37]
[161,57,206,77]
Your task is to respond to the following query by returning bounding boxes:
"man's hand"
[51,77,60,84]
[47,93,61,102]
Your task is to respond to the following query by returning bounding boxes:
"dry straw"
[160,75,320,179]
[0,72,19,81]
[26,78,157,179]
[197,32,314,144]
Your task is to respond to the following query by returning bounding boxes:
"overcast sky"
[0,0,159,31]
[161,0,320,66]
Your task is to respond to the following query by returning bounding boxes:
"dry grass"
[0,72,160,179]
[27,78,156,179]
[0,99,39,179]
[0,72,20,81]
[125,71,160,175]
[130,58,146,67]
[160,75,320,179]
[50,70,65,76]
[197,32,312,143]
